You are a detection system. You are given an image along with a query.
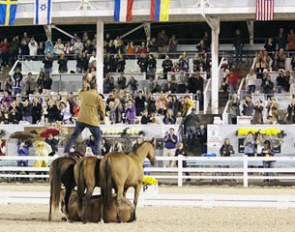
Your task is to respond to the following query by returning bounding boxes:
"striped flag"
[0,0,18,26]
[256,0,274,21]
[150,0,171,22]
[114,0,134,22]
[34,0,52,25]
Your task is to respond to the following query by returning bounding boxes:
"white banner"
[34,0,52,25]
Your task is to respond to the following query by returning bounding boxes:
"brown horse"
[73,156,101,223]
[100,139,156,222]
[60,190,135,223]
[48,156,77,221]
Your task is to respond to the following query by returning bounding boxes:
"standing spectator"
[286,98,295,124]
[219,138,234,157]
[58,54,68,73]
[137,53,148,73]
[46,99,60,123]
[9,100,21,124]
[163,128,178,167]
[64,41,73,56]
[276,69,286,93]
[197,124,207,154]
[117,72,126,89]
[43,75,53,92]
[32,97,42,124]
[252,100,264,124]
[168,34,177,56]
[136,42,148,54]
[150,80,162,93]
[0,38,9,67]
[20,32,30,57]
[188,72,204,94]
[44,40,53,56]
[28,38,38,59]
[60,101,72,124]
[43,53,54,76]
[242,96,254,116]
[261,74,274,98]
[101,138,110,156]
[277,48,286,69]
[288,29,295,51]
[178,54,189,72]
[261,140,275,182]
[88,51,97,67]
[227,69,240,94]
[276,28,287,51]
[174,142,190,179]
[246,69,257,94]
[76,52,86,73]
[3,75,13,94]
[266,97,279,124]
[10,36,20,65]
[125,100,136,124]
[126,76,138,95]
[17,141,29,168]
[196,39,206,53]
[12,68,23,96]
[1,91,12,107]
[24,72,36,95]
[140,109,152,124]
[183,108,199,147]
[233,29,244,64]
[126,41,136,57]
[37,71,46,94]
[147,37,158,53]
[157,30,169,56]
[162,55,173,79]
[147,54,157,78]
[193,53,203,72]
[135,90,146,116]
[244,132,255,157]
[73,38,84,55]
[22,98,33,124]
[103,74,115,94]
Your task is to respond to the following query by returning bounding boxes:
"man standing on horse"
[64,76,105,156]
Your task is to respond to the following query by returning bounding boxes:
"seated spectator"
[101,138,110,156]
[141,109,152,124]
[219,138,234,157]
[22,98,33,124]
[117,72,127,90]
[9,100,21,124]
[266,97,279,124]
[115,54,125,72]
[242,96,254,116]
[276,69,286,93]
[1,90,12,107]
[136,41,148,54]
[162,81,177,93]
[0,139,6,156]
[58,53,68,73]
[264,37,276,54]
[126,41,135,56]
[252,100,264,124]
[111,98,124,124]
[163,108,176,125]
[192,53,203,72]
[150,80,161,93]
[246,69,257,94]
[60,101,72,124]
[3,75,13,94]
[45,133,59,156]
[178,53,189,72]
[176,79,187,93]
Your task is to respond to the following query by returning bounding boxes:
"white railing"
[222,100,230,124]
[2,156,295,188]
[203,78,211,114]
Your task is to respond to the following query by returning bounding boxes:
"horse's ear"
[151,137,155,145]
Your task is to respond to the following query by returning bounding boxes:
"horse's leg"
[82,186,94,224]
[116,185,124,223]
[133,184,142,221]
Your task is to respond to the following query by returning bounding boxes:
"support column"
[96,20,104,93]
[207,17,220,114]
[246,20,254,46]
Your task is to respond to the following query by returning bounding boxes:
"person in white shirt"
[246,69,257,94]
[28,38,38,58]
[60,101,72,124]
[73,38,84,55]
[88,51,97,66]
[54,38,65,55]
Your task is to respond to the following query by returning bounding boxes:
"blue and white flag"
[34,0,51,25]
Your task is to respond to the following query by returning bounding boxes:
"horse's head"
[146,138,156,166]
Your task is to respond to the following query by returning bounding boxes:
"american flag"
[256,0,274,21]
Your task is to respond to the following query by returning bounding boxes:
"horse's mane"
[133,140,153,153]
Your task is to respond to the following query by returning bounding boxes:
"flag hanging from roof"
[0,0,18,26]
[34,0,52,25]
[114,0,134,22]
[256,0,274,21]
[150,0,170,22]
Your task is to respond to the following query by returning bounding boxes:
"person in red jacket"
[227,69,241,94]
[0,38,10,67]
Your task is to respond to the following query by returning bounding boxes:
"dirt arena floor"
[1,183,295,232]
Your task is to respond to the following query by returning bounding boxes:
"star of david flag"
[34,0,52,25]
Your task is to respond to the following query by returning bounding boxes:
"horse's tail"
[103,158,112,208]
[77,159,85,208]
[48,158,62,221]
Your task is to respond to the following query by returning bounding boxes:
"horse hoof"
[61,217,67,222]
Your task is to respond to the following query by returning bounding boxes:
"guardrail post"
[178,155,183,187]
[243,155,249,187]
